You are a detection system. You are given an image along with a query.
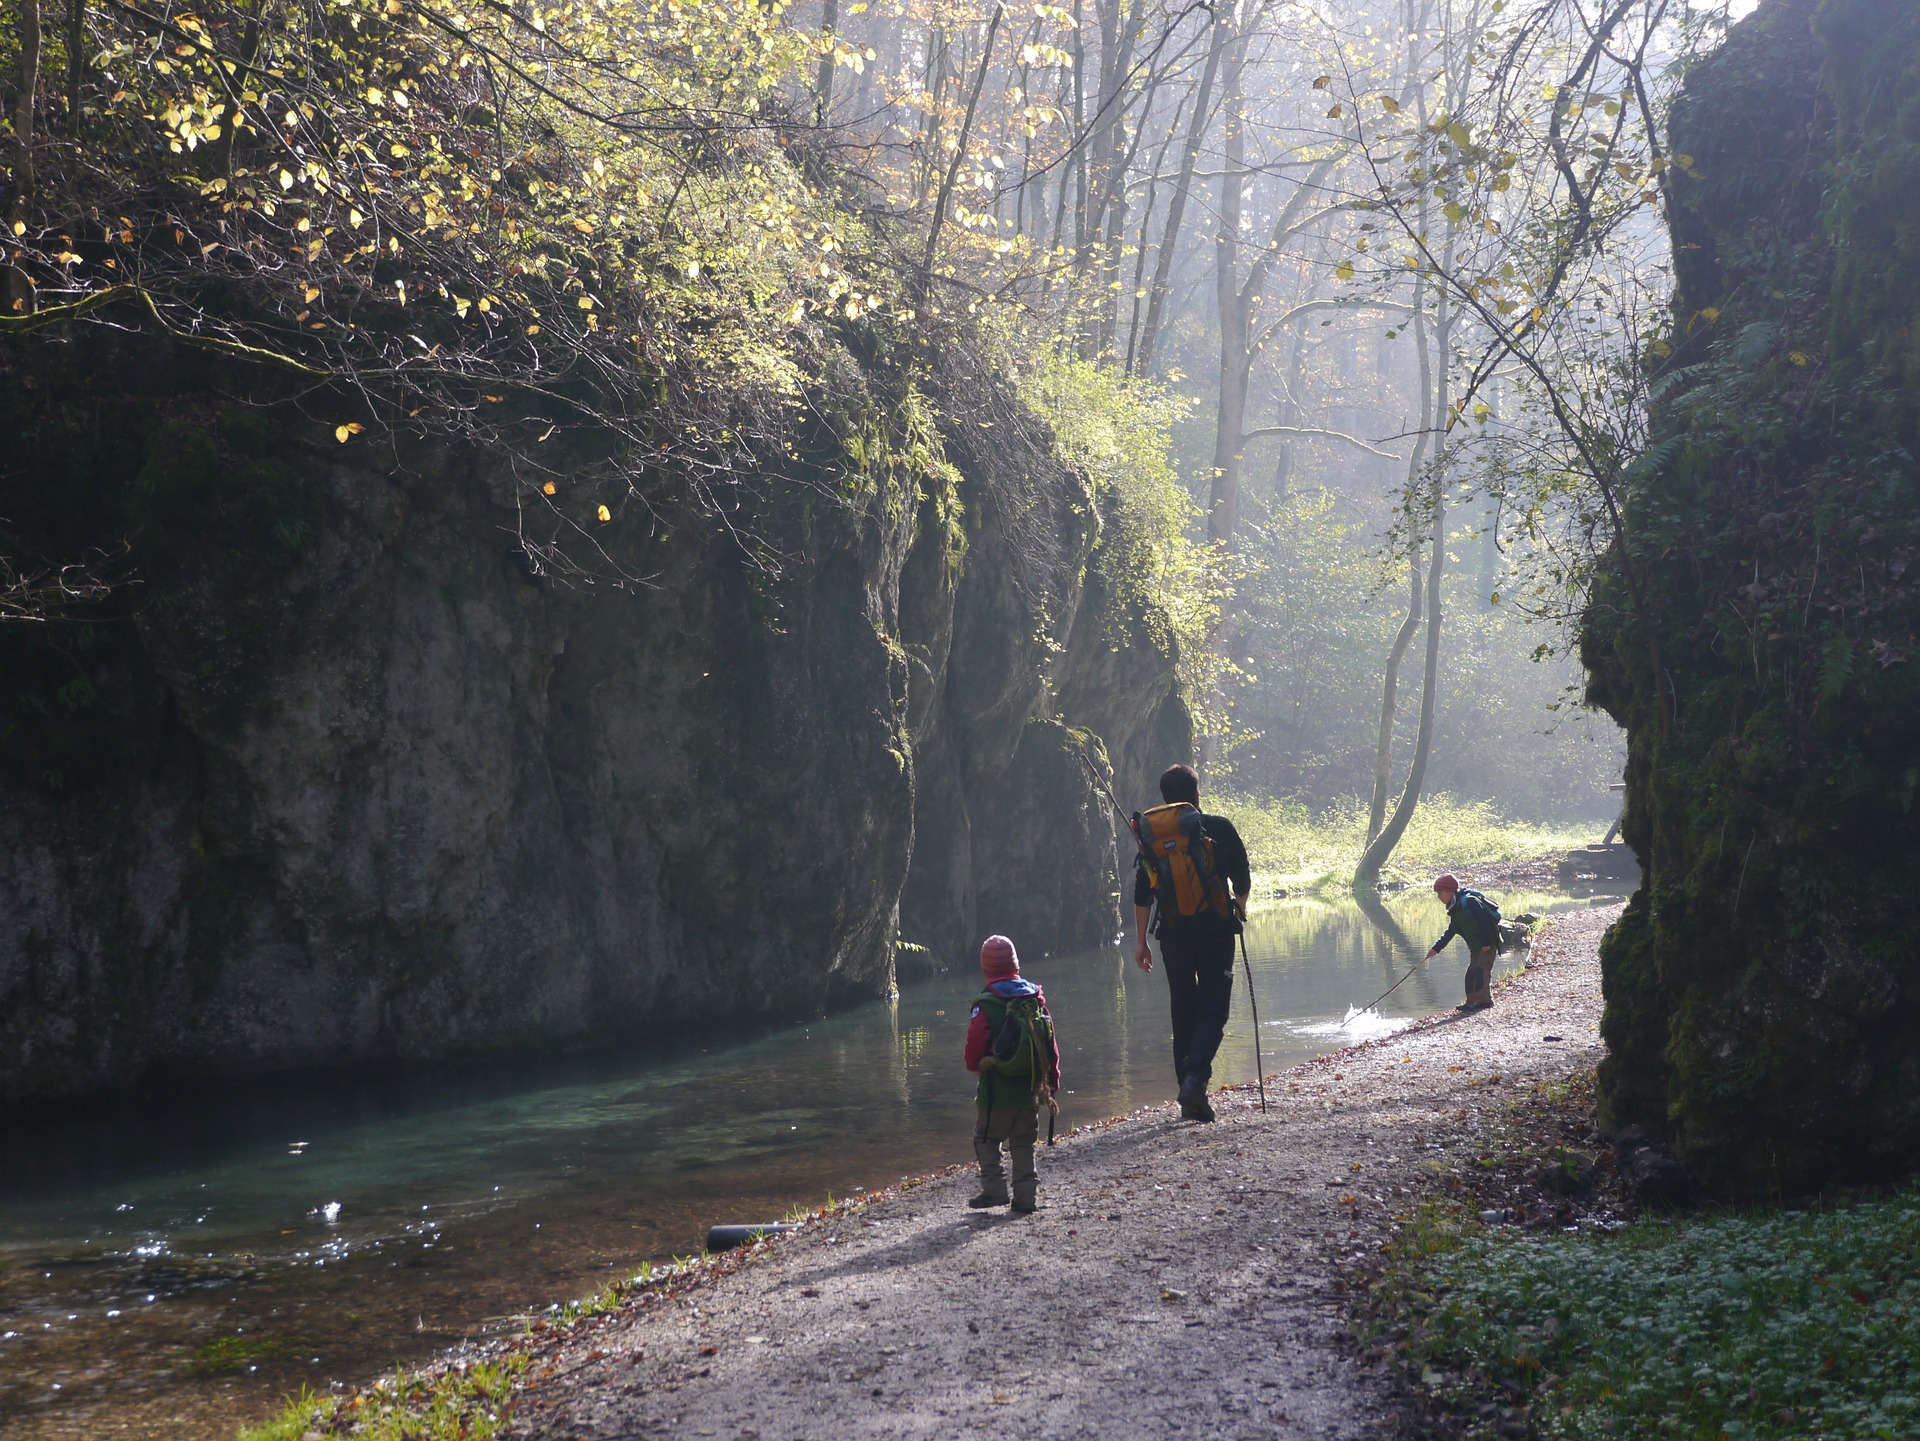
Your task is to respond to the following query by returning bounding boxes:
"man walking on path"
[1133,764,1251,1123]
[1424,873,1501,1011]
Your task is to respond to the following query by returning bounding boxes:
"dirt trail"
[503,904,1621,1441]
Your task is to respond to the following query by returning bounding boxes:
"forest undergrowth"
[1353,1071,1920,1441]
[1220,792,1606,894]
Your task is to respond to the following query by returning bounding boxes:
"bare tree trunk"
[1012,23,1039,236]
[1207,20,1248,548]
[922,4,1003,289]
[1081,0,1146,262]
[815,0,840,124]
[1123,83,1192,371]
[7,0,41,315]
[64,0,82,133]
[1369,551,1424,841]
[1070,0,1087,254]
[1357,477,1445,884]
[1135,9,1226,375]
[1356,275,1453,886]
[1367,270,1433,841]
[916,25,951,208]
[1089,68,1158,355]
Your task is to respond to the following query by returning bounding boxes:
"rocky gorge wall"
[1583,0,1920,1194]
[0,331,1186,1103]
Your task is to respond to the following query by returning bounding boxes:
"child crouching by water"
[964,935,1061,1214]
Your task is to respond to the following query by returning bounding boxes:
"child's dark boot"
[970,1137,1009,1208]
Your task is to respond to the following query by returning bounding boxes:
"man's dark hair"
[1159,763,1200,806]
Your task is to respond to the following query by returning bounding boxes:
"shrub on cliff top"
[3,0,920,586]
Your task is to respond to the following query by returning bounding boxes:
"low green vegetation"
[240,1355,529,1441]
[180,1333,312,1377]
[1219,791,1604,893]
[1396,1187,1920,1441]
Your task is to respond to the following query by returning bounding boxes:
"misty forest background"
[0,0,1714,854]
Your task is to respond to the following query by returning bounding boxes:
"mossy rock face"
[1583,0,1920,1195]
[0,326,1181,1102]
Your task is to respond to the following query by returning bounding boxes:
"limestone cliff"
[1582,0,1920,1194]
[0,331,1185,1102]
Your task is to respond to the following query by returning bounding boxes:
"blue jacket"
[1433,888,1501,953]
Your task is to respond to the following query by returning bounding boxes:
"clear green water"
[0,886,1607,1438]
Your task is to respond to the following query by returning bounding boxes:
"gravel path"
[504,904,1622,1441]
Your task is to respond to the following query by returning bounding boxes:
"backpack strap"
[1179,807,1231,919]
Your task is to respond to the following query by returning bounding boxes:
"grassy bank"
[1386,1187,1920,1441]
[1355,1063,1920,1441]
[1217,793,1607,895]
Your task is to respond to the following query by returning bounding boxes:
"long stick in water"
[1237,928,1268,1112]
[1352,956,1426,1019]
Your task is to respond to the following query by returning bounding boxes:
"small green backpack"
[978,991,1054,1099]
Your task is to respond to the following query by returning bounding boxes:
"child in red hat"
[1425,874,1502,1011]
[964,935,1061,1213]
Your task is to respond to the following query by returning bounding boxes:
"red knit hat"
[1433,873,1460,897]
[980,934,1019,980]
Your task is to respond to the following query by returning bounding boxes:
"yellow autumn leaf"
[334,422,364,443]
[1312,75,1331,90]
[543,481,557,495]
[1789,351,1809,367]
[596,504,612,522]
[1380,95,1401,114]
[1335,259,1355,281]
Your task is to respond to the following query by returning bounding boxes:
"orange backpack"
[1132,802,1234,932]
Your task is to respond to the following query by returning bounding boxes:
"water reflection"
[0,885,1604,1440]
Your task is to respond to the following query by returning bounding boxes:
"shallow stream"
[0,886,1612,1439]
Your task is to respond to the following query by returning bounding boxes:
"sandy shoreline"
[411,902,1621,1441]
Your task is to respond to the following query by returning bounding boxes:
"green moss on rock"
[1583,0,1920,1195]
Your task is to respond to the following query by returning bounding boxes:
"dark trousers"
[1163,930,1236,1086]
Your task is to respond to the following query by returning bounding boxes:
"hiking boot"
[972,1136,1009,1209]
[1010,1199,1037,1215]
[1010,1148,1037,1213]
[1177,1073,1216,1123]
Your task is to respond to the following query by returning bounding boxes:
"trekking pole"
[1237,928,1268,1113]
